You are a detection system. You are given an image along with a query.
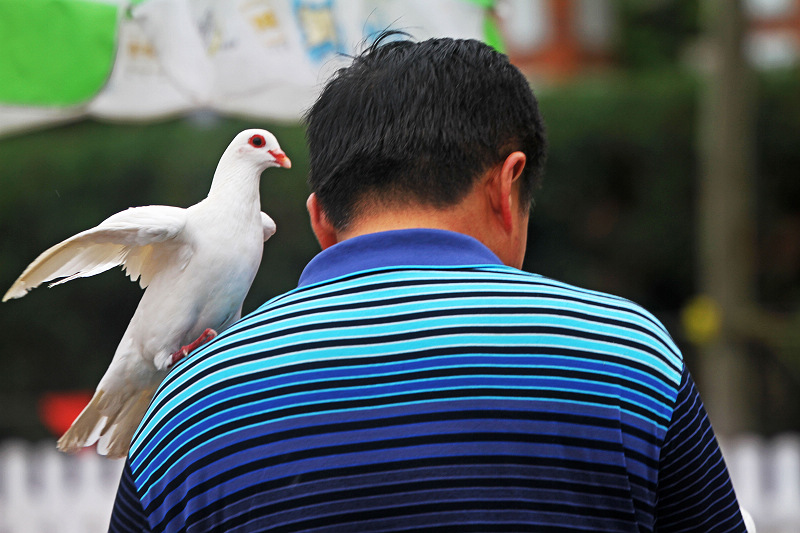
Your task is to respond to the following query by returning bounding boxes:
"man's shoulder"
[257,265,683,369]
[422,265,677,334]
[260,264,674,334]
[161,264,685,409]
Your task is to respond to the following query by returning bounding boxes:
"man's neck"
[337,191,498,247]
[307,158,530,270]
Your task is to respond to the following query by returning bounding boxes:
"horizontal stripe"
[135,384,657,493]
[141,342,677,443]
[136,359,672,470]
[153,453,635,530]
[191,466,634,531]
[137,405,637,484]
[222,497,634,533]
[140,331,678,445]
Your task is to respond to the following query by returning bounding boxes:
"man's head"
[304,33,547,266]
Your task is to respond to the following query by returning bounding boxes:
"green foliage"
[755,69,800,310]
[529,71,699,311]
[528,68,800,318]
[615,0,701,71]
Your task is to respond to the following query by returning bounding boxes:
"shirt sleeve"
[108,458,151,533]
[655,366,747,532]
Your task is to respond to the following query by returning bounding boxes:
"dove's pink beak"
[269,149,292,169]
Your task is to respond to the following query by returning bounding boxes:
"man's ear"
[488,151,527,233]
[306,193,339,249]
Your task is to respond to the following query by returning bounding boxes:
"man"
[109,34,747,532]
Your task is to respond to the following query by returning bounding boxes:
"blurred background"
[0,0,798,531]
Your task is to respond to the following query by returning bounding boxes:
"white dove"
[3,129,291,458]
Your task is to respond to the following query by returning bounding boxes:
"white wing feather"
[3,205,189,301]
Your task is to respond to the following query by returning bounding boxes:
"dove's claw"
[170,347,189,367]
[170,328,218,366]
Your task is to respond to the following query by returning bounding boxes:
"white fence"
[722,434,800,533]
[0,441,123,533]
[0,435,798,533]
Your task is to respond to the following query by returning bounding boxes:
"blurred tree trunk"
[696,0,756,435]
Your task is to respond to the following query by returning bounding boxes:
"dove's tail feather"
[56,390,109,455]
[57,385,157,459]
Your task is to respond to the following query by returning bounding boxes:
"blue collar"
[297,228,504,287]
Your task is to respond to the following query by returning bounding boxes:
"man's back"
[111,230,745,532]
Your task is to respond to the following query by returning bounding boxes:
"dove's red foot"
[170,328,218,366]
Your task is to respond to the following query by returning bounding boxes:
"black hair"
[304,32,547,231]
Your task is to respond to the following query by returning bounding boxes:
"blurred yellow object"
[681,295,723,345]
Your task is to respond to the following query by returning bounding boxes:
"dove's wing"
[261,211,277,242]
[3,205,190,301]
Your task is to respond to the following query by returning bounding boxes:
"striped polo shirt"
[109,229,746,533]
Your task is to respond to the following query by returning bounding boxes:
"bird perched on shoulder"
[3,129,291,458]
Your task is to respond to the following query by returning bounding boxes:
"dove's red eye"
[248,134,266,148]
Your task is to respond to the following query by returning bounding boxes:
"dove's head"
[227,129,292,171]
